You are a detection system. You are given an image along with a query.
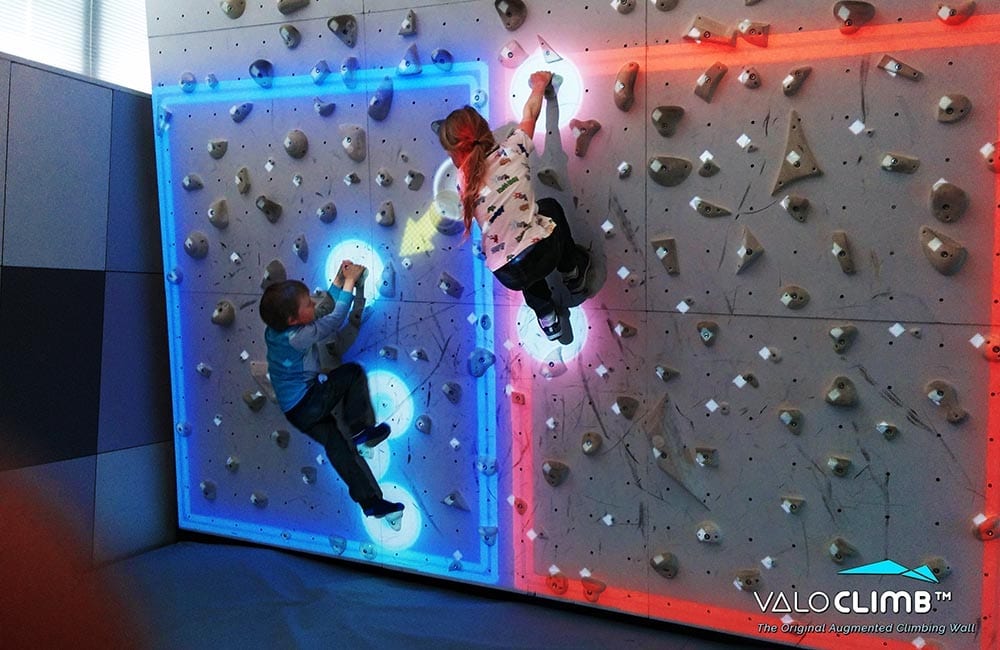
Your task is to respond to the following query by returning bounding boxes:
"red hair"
[438,106,495,234]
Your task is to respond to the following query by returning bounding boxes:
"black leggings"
[492,198,582,317]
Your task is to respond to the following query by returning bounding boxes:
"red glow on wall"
[507,13,1000,650]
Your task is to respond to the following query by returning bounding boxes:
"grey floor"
[96,539,775,649]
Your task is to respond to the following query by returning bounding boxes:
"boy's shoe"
[363,499,405,518]
[563,246,592,297]
[538,311,562,340]
[352,422,391,448]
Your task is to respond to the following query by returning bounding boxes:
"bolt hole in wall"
[147,1,1000,648]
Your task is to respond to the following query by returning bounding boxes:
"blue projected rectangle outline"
[152,62,500,582]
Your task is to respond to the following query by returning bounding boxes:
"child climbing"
[259,261,404,519]
[437,70,591,341]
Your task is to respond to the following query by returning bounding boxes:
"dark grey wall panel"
[98,271,171,453]
[4,63,111,271]
[108,90,161,273]
[0,266,105,471]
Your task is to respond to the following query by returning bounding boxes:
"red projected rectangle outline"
[507,14,1000,649]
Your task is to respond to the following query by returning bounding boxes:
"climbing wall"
[147,1,1000,647]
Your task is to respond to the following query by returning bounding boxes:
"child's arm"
[289,264,363,349]
[518,71,553,138]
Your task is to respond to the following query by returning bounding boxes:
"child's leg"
[297,418,383,506]
[536,198,586,273]
[326,362,376,434]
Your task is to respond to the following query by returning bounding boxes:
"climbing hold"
[249,59,274,88]
[442,382,462,404]
[300,466,317,485]
[650,552,679,579]
[876,421,900,441]
[829,324,858,353]
[778,406,803,433]
[547,571,568,595]
[378,346,398,361]
[826,455,852,477]
[471,88,488,108]
[568,118,601,157]
[243,390,266,412]
[292,236,307,261]
[279,24,301,49]
[537,34,563,64]
[315,201,336,224]
[327,15,358,48]
[478,526,498,546]
[442,491,470,511]
[431,48,453,71]
[220,0,246,19]
[179,72,196,93]
[735,227,764,273]
[368,77,394,121]
[881,152,920,173]
[212,300,236,326]
[495,0,527,31]
[262,260,287,288]
[542,460,570,487]
[833,1,876,34]
[825,376,858,407]
[926,379,968,423]
[310,60,331,85]
[782,66,812,96]
[737,19,769,47]
[438,271,463,298]
[614,321,637,338]
[375,168,393,187]
[780,195,810,222]
[651,106,684,137]
[614,62,639,111]
[772,110,822,195]
[581,577,607,603]
[229,102,253,123]
[360,544,377,561]
[477,456,498,476]
[256,195,282,223]
[340,57,359,88]
[205,74,218,89]
[734,569,761,592]
[313,98,335,117]
[877,55,922,81]
[684,15,736,46]
[696,521,722,544]
[974,514,999,541]
[468,348,496,378]
[694,62,727,103]
[184,232,210,259]
[199,480,217,500]
[830,230,856,274]
[781,496,805,513]
[779,284,810,309]
[540,348,567,379]
[937,94,972,123]
[650,236,680,275]
[207,139,228,160]
[581,432,603,456]
[208,199,229,230]
[698,153,720,177]
[651,0,679,10]
[404,170,424,191]
[414,414,432,434]
[340,124,367,162]
[197,363,213,378]
[398,9,417,36]
[374,201,395,227]
[648,156,692,186]
[182,174,203,191]
[537,168,563,190]
[694,447,718,467]
[937,2,976,25]
[498,40,528,69]
[283,129,308,159]
[697,321,719,346]
[829,537,857,563]
[613,396,639,420]
[654,365,679,382]
[737,66,762,89]
[919,226,967,275]
[690,196,731,218]
[397,43,421,76]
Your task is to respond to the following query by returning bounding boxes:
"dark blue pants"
[492,198,582,317]
[284,362,381,506]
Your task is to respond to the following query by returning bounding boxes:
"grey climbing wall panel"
[147,1,1000,647]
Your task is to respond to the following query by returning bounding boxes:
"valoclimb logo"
[754,560,950,615]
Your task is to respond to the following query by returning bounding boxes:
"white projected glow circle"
[509,51,584,129]
[324,239,386,303]
[516,303,589,363]
[367,370,414,440]
[360,483,422,551]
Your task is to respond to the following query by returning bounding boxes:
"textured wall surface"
[146,2,1000,647]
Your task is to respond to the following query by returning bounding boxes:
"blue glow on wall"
[152,61,500,583]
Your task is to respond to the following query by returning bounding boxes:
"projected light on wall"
[360,482,422,551]
[515,303,588,363]
[509,49,584,128]
[325,240,387,304]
